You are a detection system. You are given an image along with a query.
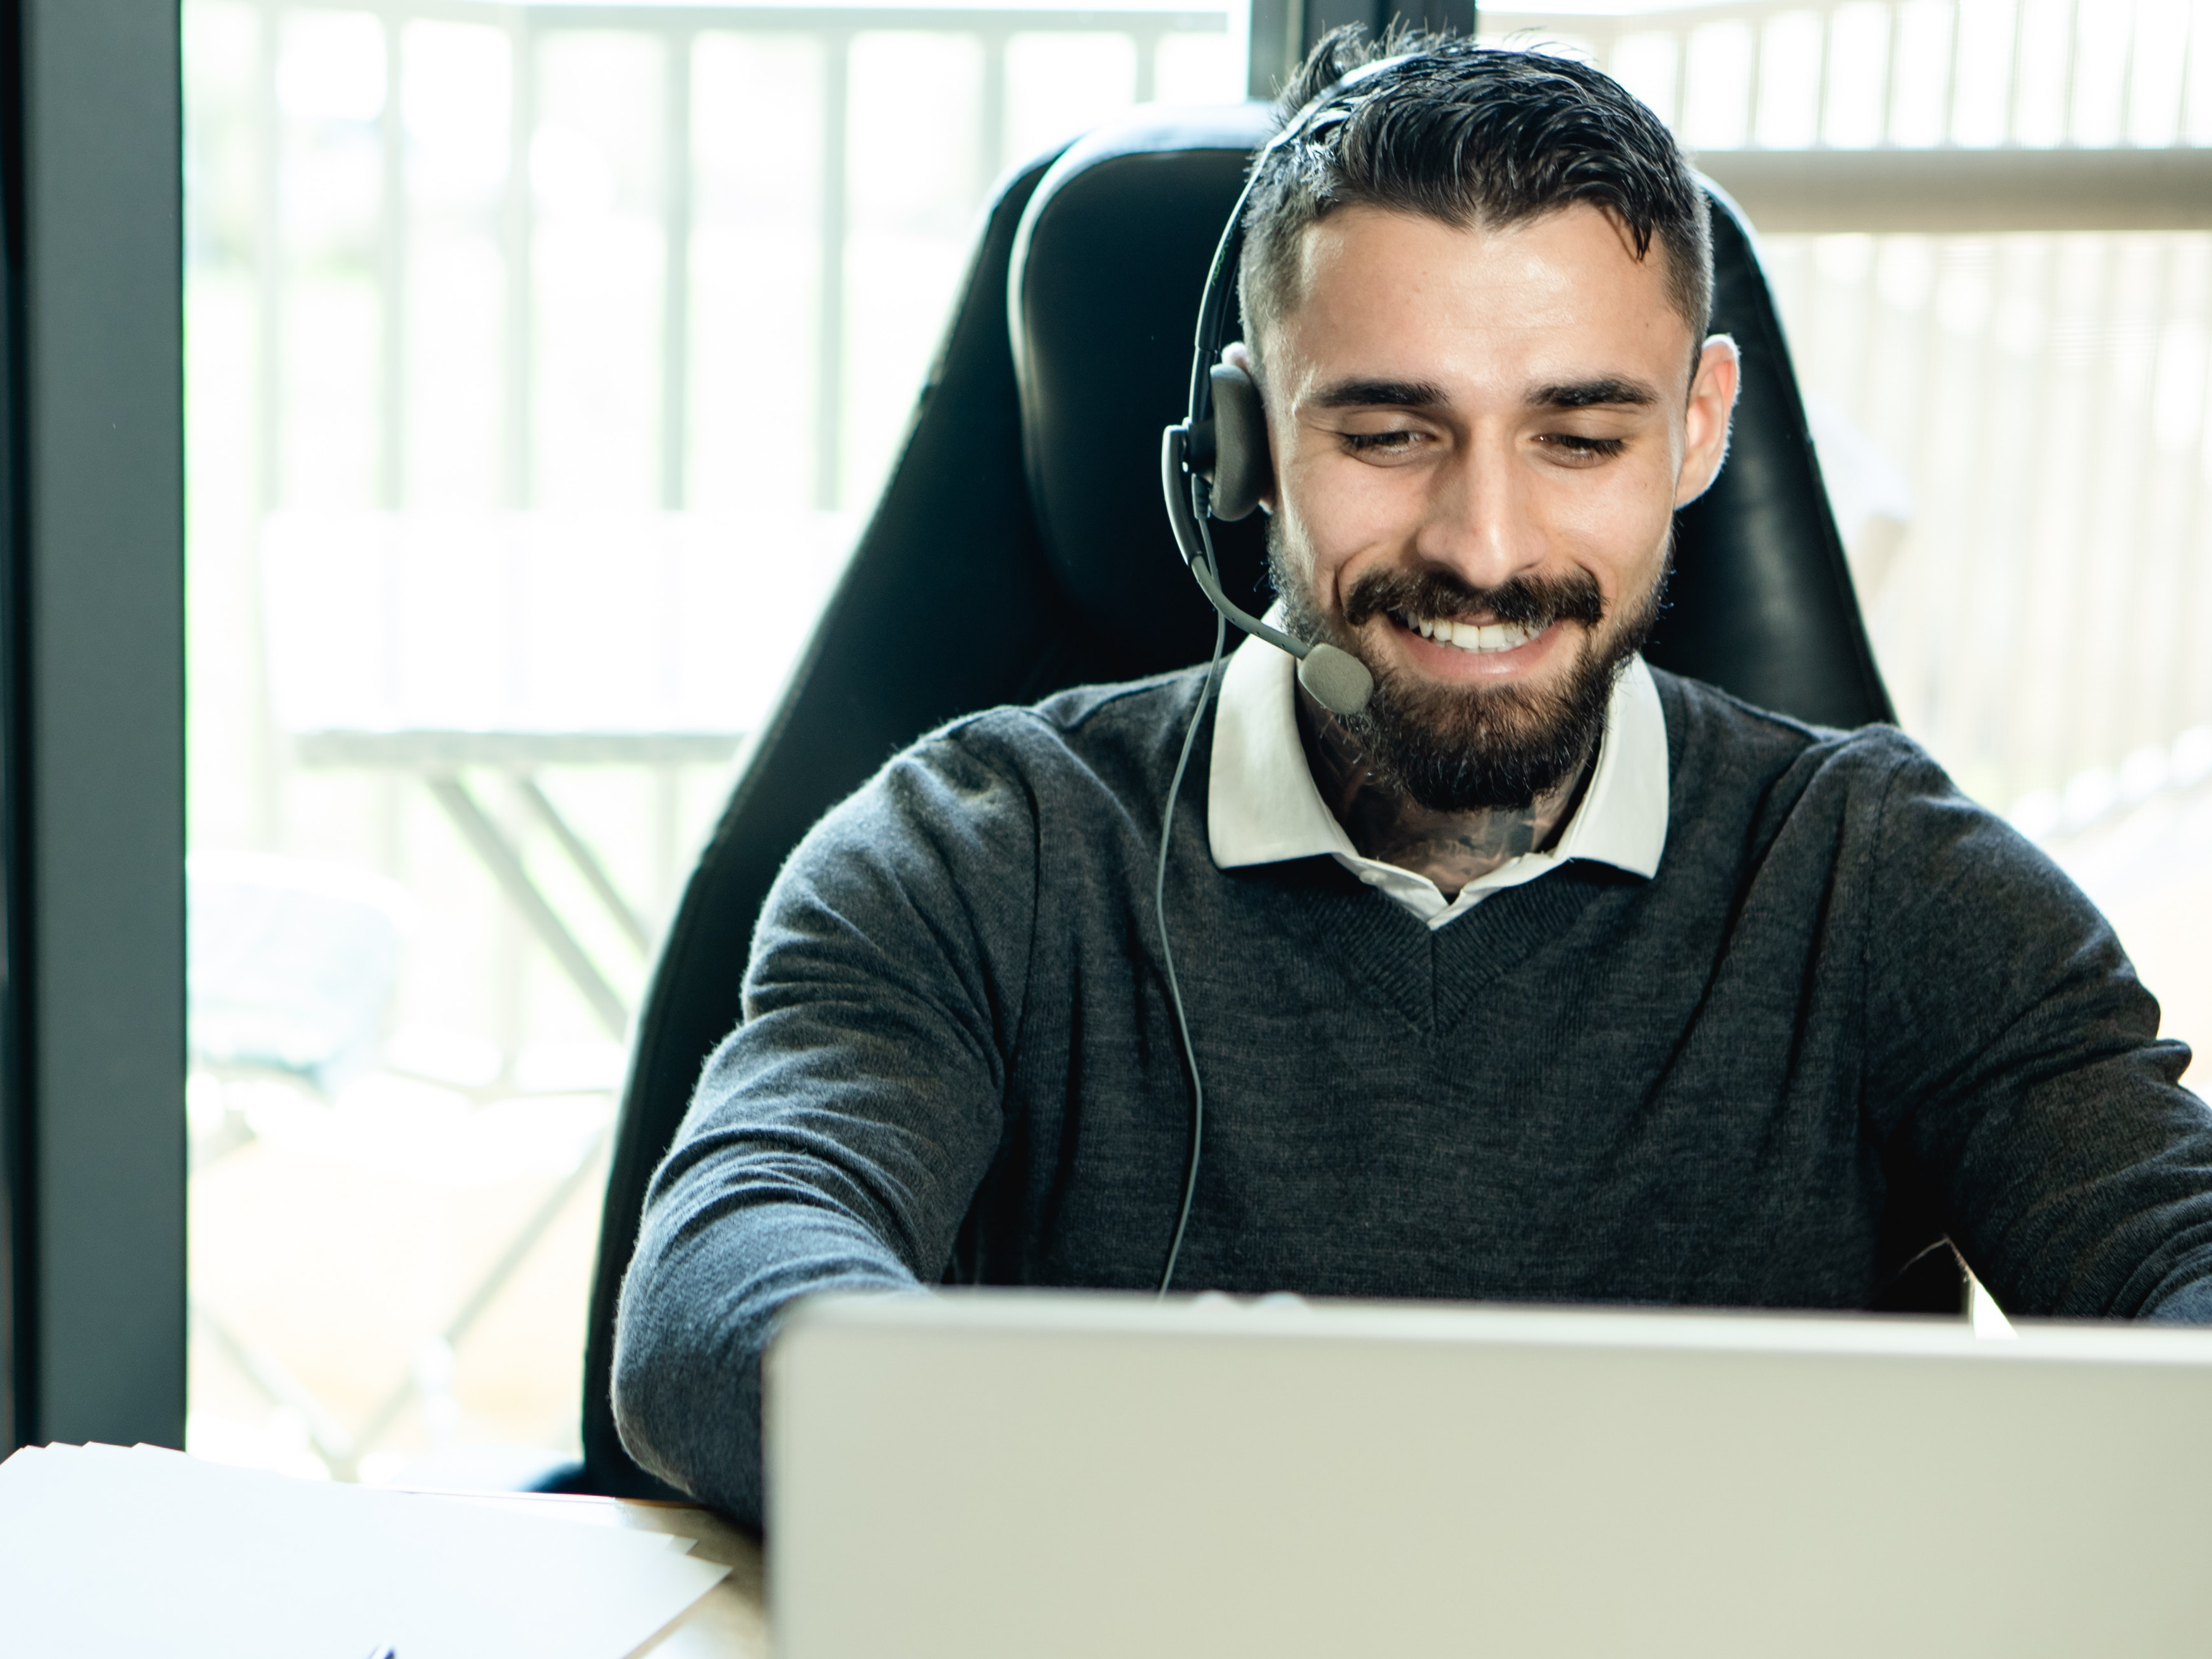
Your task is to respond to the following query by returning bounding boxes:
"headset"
[1158,54,1430,723]
[1150,56,1410,1295]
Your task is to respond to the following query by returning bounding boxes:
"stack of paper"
[0,1443,731,1657]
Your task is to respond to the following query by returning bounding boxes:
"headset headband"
[1182,53,1413,427]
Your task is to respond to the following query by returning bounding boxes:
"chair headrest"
[1010,103,1275,678]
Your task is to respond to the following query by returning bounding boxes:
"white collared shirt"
[1206,621,1671,929]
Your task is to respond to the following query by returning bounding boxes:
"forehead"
[1262,202,1695,391]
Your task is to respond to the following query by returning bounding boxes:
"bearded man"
[612,37,2212,1526]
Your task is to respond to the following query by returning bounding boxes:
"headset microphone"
[1159,422,1374,718]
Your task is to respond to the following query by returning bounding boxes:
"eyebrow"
[1308,377,1448,409]
[1528,377,1661,410]
[1307,374,1666,412]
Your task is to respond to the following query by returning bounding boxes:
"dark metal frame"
[0,0,186,1455]
[1246,0,1477,97]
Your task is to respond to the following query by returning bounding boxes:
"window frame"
[0,0,186,1455]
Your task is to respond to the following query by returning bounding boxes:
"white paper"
[0,1443,729,1658]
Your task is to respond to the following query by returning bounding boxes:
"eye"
[1536,432,1628,464]
[1340,428,1429,457]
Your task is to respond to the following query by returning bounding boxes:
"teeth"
[1412,615,1539,654]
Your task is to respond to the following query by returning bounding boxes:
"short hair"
[1240,31,1713,370]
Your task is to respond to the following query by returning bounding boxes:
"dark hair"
[1240,31,1713,364]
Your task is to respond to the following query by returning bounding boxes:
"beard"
[1270,530,1666,813]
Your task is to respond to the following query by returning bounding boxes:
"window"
[183,0,1240,1481]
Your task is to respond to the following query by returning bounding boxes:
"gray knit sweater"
[613,665,2212,1523]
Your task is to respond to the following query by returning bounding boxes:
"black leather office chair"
[570,104,1950,1499]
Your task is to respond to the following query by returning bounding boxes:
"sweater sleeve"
[611,725,1039,1523]
[1862,742,2212,1321]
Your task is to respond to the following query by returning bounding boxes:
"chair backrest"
[578,106,1908,1497]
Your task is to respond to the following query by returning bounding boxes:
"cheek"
[1278,447,1422,575]
[1271,502,1341,609]
[1275,455,1363,584]
[1539,456,1678,591]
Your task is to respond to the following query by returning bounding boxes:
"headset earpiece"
[1204,363,1270,522]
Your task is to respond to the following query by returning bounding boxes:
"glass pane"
[186,0,1233,1483]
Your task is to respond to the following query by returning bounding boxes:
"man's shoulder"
[1649,664,1930,785]
[778,668,1212,918]
[1648,664,1970,860]
[914,666,1213,785]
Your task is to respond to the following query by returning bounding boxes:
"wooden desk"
[416,1491,766,1656]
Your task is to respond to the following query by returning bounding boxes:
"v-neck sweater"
[614,663,2212,1524]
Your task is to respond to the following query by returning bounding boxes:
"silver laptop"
[767,1292,2212,1657]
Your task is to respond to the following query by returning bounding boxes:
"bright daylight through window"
[182,0,1240,1483]
[184,0,2212,1478]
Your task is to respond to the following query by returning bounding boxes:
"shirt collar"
[1206,616,1670,929]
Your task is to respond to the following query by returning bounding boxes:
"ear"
[1673,334,1741,510]
[1211,341,1276,520]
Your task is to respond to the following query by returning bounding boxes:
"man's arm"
[611,725,1040,1522]
[1864,744,2212,1319]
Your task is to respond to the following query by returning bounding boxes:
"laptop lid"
[768,1292,2212,1658]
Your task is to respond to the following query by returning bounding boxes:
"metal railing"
[194,0,1233,1037]
[1486,0,2212,156]
[210,0,1229,525]
[1486,1,2212,233]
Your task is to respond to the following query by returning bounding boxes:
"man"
[613,35,2212,1524]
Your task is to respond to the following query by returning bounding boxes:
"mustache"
[1340,566,1606,634]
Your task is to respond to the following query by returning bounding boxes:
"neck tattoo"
[1295,684,1597,901]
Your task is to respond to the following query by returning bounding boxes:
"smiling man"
[1216,137,1735,916]
[613,37,2212,1525]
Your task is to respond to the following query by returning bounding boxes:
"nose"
[1412,425,1546,592]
